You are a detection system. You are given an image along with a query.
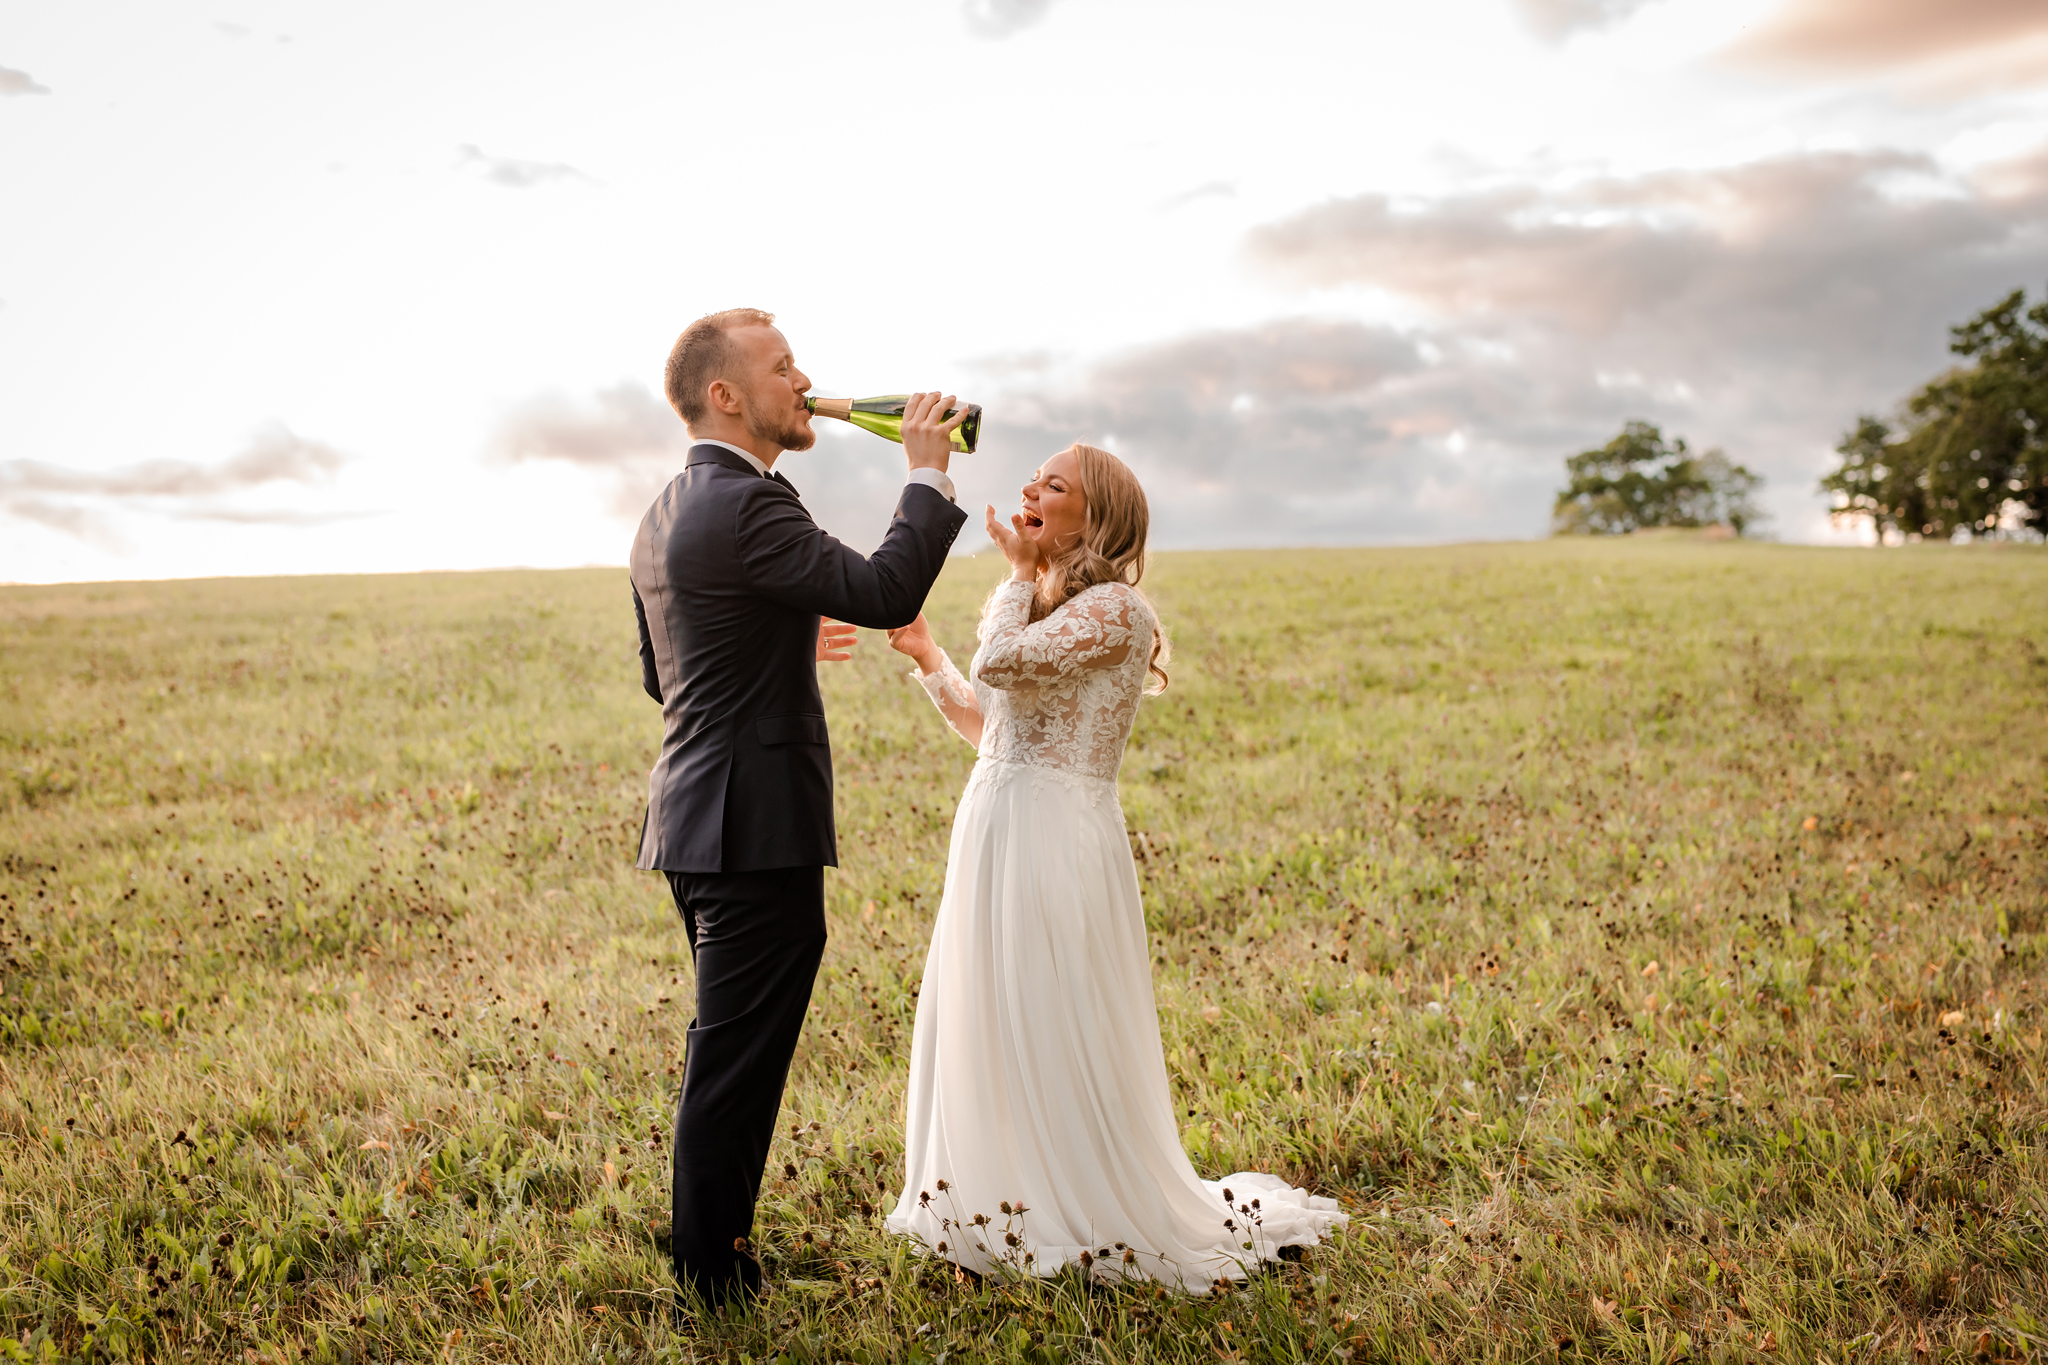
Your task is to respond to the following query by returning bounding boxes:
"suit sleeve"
[734,481,967,629]
[632,583,662,702]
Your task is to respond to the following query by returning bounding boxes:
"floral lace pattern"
[913,579,1155,784]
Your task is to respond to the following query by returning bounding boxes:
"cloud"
[5,498,111,545]
[1512,0,1655,41]
[1025,318,1426,481]
[963,147,2048,545]
[1728,0,2048,69]
[3,425,344,498]
[1156,180,1237,212]
[1248,149,2048,360]
[492,382,686,516]
[168,507,376,526]
[962,0,1057,39]
[456,144,591,189]
[1,424,351,544]
[1725,0,2048,84]
[0,65,50,96]
[971,318,1576,547]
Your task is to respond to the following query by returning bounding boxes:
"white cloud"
[0,64,50,96]
[1,425,356,547]
[455,144,591,189]
[962,0,1057,39]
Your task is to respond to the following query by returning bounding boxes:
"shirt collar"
[690,438,771,476]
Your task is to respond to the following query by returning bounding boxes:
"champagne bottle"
[805,395,982,454]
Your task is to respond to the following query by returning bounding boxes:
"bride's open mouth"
[1021,509,1043,529]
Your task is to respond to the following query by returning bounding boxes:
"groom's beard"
[742,385,816,454]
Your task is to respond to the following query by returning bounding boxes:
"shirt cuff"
[906,466,957,503]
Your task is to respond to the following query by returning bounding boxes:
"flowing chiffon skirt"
[885,757,1346,1289]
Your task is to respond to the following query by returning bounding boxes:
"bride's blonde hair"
[1008,442,1171,693]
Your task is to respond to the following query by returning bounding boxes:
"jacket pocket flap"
[756,713,830,746]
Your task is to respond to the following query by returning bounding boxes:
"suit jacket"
[631,444,967,873]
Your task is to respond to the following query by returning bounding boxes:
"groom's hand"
[816,617,857,663]
[902,391,968,474]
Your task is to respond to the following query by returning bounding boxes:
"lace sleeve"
[912,649,983,748]
[974,580,1141,690]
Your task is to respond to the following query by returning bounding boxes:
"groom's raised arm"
[734,480,966,630]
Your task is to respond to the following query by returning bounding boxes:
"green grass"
[2,537,2045,1365]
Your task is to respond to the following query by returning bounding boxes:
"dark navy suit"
[630,442,964,1306]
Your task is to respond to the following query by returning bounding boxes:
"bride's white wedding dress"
[883,578,1345,1288]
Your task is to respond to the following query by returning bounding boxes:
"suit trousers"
[664,864,827,1308]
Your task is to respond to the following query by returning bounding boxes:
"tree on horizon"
[1551,421,1764,537]
[1822,286,2048,543]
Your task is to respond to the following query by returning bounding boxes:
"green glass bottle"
[805,395,982,454]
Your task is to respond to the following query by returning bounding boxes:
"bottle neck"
[807,397,853,420]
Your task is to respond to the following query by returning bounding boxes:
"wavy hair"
[1015,443,1171,693]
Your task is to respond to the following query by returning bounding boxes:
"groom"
[630,308,968,1309]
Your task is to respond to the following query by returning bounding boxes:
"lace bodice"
[914,579,1156,783]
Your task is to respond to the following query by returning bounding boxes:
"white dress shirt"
[691,437,956,503]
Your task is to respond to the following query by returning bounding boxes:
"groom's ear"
[705,377,746,418]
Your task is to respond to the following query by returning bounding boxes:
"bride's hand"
[886,613,943,674]
[985,504,1043,583]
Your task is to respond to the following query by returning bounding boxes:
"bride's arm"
[973,580,1138,689]
[887,614,983,748]
[911,651,983,747]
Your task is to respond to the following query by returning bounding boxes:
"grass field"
[2,537,2045,1365]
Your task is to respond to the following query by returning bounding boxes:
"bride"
[880,442,1345,1289]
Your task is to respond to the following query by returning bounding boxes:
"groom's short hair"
[665,308,778,426]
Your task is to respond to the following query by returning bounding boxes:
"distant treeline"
[1553,285,2048,543]
[1823,288,2048,543]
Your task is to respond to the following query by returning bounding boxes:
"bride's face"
[1020,448,1086,554]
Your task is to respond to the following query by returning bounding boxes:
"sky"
[5,0,2048,582]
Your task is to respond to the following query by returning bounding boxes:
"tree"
[1822,287,2048,542]
[1551,421,1765,536]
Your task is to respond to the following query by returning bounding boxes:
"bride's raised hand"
[984,504,1043,583]
[886,612,943,674]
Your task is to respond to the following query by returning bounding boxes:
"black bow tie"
[768,469,799,497]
